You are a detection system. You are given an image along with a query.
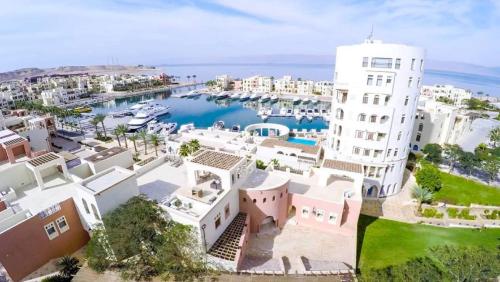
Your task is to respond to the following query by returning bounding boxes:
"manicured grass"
[357,215,500,271]
[433,172,500,206]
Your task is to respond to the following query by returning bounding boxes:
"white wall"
[88,150,133,174]
[0,163,35,191]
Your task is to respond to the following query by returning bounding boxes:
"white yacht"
[249,93,259,100]
[240,92,250,101]
[130,99,154,111]
[312,99,319,104]
[179,123,195,132]
[270,94,279,102]
[230,92,240,99]
[280,108,288,116]
[141,104,170,117]
[260,94,270,102]
[302,97,310,104]
[213,120,225,130]
[161,122,178,135]
[128,111,155,130]
[295,112,304,121]
[147,120,164,134]
[293,97,301,104]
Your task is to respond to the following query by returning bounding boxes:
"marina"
[90,85,331,132]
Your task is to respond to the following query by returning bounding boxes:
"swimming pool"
[287,137,317,146]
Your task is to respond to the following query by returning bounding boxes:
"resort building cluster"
[0,39,493,280]
[0,72,175,108]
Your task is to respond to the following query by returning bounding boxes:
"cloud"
[0,0,498,71]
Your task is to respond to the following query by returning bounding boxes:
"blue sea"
[91,63,499,130]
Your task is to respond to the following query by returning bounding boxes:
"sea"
[91,64,500,131]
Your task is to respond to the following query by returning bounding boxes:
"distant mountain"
[0,65,156,82]
[160,54,500,78]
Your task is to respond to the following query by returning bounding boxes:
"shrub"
[447,208,458,218]
[256,160,267,170]
[41,275,67,282]
[458,208,476,220]
[415,164,442,192]
[484,210,499,220]
[421,208,443,218]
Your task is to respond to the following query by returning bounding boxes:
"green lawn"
[433,172,500,206]
[357,215,500,272]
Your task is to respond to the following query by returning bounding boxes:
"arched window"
[277,151,284,155]
[373,95,380,105]
[263,198,266,203]
[91,204,100,220]
[358,113,366,122]
[82,199,90,214]
[337,125,342,136]
[290,153,297,157]
[370,115,377,123]
[380,115,389,124]
[336,108,344,120]
[404,96,409,106]
[362,94,369,104]
[418,123,423,131]
[413,145,419,151]
[385,96,390,105]
[416,133,421,142]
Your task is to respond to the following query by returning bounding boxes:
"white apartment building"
[326,39,425,198]
[297,80,315,95]
[242,76,273,93]
[215,75,232,91]
[314,81,334,96]
[274,76,297,94]
[41,87,86,106]
[421,84,472,107]
[410,98,472,152]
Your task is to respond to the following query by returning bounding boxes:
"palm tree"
[187,75,191,82]
[179,144,190,157]
[138,130,148,155]
[94,114,107,138]
[412,186,433,211]
[188,139,200,153]
[192,74,197,82]
[113,128,122,147]
[90,119,100,135]
[57,255,80,278]
[149,134,161,157]
[489,127,500,147]
[128,133,139,153]
[115,124,128,148]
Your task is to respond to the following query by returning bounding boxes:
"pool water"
[287,137,317,146]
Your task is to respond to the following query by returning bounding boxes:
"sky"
[0,0,499,72]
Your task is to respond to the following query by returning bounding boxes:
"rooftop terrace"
[190,150,243,170]
[240,169,289,191]
[80,167,135,194]
[84,146,127,163]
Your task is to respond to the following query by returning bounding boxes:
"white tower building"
[326,39,425,198]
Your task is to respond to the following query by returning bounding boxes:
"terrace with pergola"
[0,129,31,164]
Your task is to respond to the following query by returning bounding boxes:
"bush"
[41,275,68,282]
[484,210,499,220]
[421,208,443,218]
[256,160,267,170]
[458,208,476,220]
[422,143,442,164]
[447,208,458,218]
[415,164,442,192]
[447,208,476,220]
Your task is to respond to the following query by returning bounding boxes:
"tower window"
[411,58,416,70]
[363,94,369,104]
[367,75,374,86]
[395,58,401,69]
[362,57,368,67]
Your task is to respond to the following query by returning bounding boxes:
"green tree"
[422,143,442,164]
[85,196,209,281]
[474,143,490,161]
[138,130,148,155]
[128,133,139,153]
[188,139,200,153]
[90,119,100,135]
[149,134,161,157]
[113,128,122,147]
[482,158,499,184]
[415,164,442,192]
[56,255,80,279]
[270,158,279,168]
[360,256,443,282]
[115,124,129,148]
[489,127,500,147]
[412,186,433,210]
[94,114,107,138]
[256,160,267,170]
[429,245,500,281]
[442,144,463,172]
[459,151,480,176]
[179,144,190,157]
